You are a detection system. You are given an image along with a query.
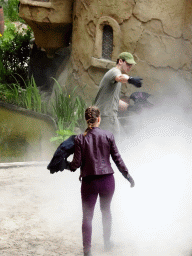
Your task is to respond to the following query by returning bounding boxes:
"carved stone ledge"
[91,57,116,70]
[19,0,52,8]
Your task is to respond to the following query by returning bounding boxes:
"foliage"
[0,76,87,145]
[0,76,47,113]
[0,2,88,151]
[51,79,87,131]
[0,0,21,22]
[50,118,75,144]
[50,80,87,145]
[0,20,32,86]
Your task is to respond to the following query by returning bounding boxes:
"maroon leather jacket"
[70,127,129,178]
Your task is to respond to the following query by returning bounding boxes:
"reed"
[51,79,86,132]
[0,75,46,113]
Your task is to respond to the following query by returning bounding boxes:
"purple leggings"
[81,174,115,253]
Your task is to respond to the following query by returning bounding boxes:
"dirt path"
[1,161,191,256]
[0,165,134,256]
[0,165,82,255]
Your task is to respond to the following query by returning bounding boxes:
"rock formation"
[19,0,192,103]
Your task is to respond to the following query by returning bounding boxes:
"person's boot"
[104,240,114,251]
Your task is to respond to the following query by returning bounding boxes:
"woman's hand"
[127,174,135,188]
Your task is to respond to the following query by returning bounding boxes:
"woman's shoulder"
[78,128,114,140]
[94,127,114,139]
[75,133,84,141]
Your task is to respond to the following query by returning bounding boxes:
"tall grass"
[0,77,87,145]
[51,79,87,133]
[0,76,47,113]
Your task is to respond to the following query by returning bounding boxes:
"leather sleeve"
[69,137,82,171]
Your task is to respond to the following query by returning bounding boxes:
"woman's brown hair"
[84,106,100,136]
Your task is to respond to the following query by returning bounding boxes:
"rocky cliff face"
[19,0,192,103]
[19,0,73,57]
[70,0,192,102]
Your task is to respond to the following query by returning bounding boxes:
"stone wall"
[19,0,73,57]
[19,0,192,103]
[0,101,56,162]
[65,0,192,103]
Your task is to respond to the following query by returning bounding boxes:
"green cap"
[118,52,136,65]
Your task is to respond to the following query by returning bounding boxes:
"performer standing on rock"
[66,106,135,256]
[94,52,143,136]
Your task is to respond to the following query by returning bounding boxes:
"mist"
[109,76,192,255]
[35,76,192,255]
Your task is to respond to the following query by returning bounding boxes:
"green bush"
[1,0,21,22]
[0,21,32,86]
[50,121,75,145]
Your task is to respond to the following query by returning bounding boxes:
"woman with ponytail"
[68,106,135,256]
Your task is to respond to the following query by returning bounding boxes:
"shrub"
[0,76,47,113]
[52,79,86,128]
[1,0,21,22]
[0,21,32,86]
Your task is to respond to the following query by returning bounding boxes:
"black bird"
[47,135,76,174]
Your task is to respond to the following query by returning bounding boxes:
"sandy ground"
[0,164,135,256]
[1,154,192,256]
[0,165,82,256]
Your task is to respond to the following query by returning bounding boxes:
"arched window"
[93,16,121,64]
[102,25,113,60]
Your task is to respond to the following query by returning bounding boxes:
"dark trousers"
[81,174,115,253]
